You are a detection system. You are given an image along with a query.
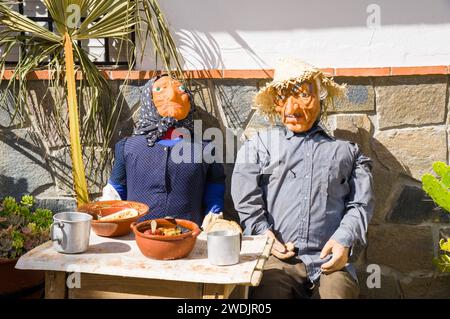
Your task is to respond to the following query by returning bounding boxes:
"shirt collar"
[284,122,334,140]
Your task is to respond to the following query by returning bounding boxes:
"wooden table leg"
[228,285,249,299]
[45,271,67,299]
[202,284,237,299]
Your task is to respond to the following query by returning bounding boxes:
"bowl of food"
[131,218,201,260]
[78,200,149,237]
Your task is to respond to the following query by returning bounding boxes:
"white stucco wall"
[137,0,450,70]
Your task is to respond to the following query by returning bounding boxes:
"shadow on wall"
[334,126,412,177]
[109,80,145,146]
[177,30,224,71]
[333,125,413,220]
[176,28,272,72]
[2,81,116,198]
[0,129,55,198]
[139,0,450,71]
[26,84,99,196]
[0,175,28,200]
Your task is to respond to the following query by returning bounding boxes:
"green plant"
[0,195,53,259]
[0,0,184,205]
[434,239,450,272]
[422,161,450,272]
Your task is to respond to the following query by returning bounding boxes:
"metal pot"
[51,212,92,254]
[207,230,241,266]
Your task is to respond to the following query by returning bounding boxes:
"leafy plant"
[422,161,450,272]
[0,195,53,259]
[434,239,450,272]
[0,0,184,205]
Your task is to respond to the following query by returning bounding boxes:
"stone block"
[190,79,214,113]
[375,75,447,129]
[242,111,271,140]
[333,114,373,157]
[371,163,401,224]
[50,147,112,196]
[329,77,375,113]
[387,185,450,224]
[112,81,143,142]
[357,268,401,299]
[372,127,447,180]
[367,224,435,272]
[214,80,259,131]
[27,81,69,149]
[0,129,55,199]
[34,196,77,214]
[400,275,450,299]
[441,228,450,240]
[0,82,25,128]
[118,81,144,123]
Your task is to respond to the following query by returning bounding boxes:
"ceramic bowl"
[78,200,149,237]
[131,219,201,260]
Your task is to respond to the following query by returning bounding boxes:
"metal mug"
[207,230,241,266]
[51,212,92,254]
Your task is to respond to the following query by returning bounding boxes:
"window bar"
[5,4,134,67]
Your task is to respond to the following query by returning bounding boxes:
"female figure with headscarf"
[101,75,225,227]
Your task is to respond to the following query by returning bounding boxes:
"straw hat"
[254,58,347,122]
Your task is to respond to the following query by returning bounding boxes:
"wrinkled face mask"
[152,76,191,120]
[275,80,321,133]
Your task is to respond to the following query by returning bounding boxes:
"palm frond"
[75,0,136,40]
[0,2,61,42]
[0,0,185,203]
[138,0,184,79]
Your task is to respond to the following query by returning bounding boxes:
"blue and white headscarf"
[134,75,195,146]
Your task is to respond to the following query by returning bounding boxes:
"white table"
[16,231,273,299]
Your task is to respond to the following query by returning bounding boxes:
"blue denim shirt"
[231,124,374,282]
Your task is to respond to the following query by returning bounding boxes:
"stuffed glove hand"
[98,184,121,201]
[201,211,224,230]
[265,229,295,260]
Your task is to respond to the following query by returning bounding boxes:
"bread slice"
[204,219,242,234]
[99,208,138,221]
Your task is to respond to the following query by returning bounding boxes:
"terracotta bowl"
[78,200,149,237]
[131,219,201,260]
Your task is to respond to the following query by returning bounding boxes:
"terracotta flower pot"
[131,219,201,260]
[0,258,44,298]
[78,200,149,237]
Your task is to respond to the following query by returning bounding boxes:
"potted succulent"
[0,195,53,298]
[422,161,450,272]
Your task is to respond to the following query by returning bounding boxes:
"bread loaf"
[204,219,242,234]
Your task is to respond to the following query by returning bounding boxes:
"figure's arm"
[231,137,271,236]
[232,135,295,259]
[102,139,127,200]
[321,143,374,273]
[203,162,226,214]
[331,143,375,248]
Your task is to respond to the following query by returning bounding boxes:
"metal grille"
[4,0,133,66]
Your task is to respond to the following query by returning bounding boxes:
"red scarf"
[161,127,184,140]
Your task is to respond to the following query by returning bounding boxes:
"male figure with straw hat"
[231,58,374,299]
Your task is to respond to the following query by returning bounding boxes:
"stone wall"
[1,74,449,298]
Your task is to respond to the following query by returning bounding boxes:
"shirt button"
[306,153,310,157]
[164,147,168,151]
[304,196,307,200]
[305,175,309,179]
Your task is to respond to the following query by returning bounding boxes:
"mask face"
[152,76,191,120]
[275,80,320,133]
